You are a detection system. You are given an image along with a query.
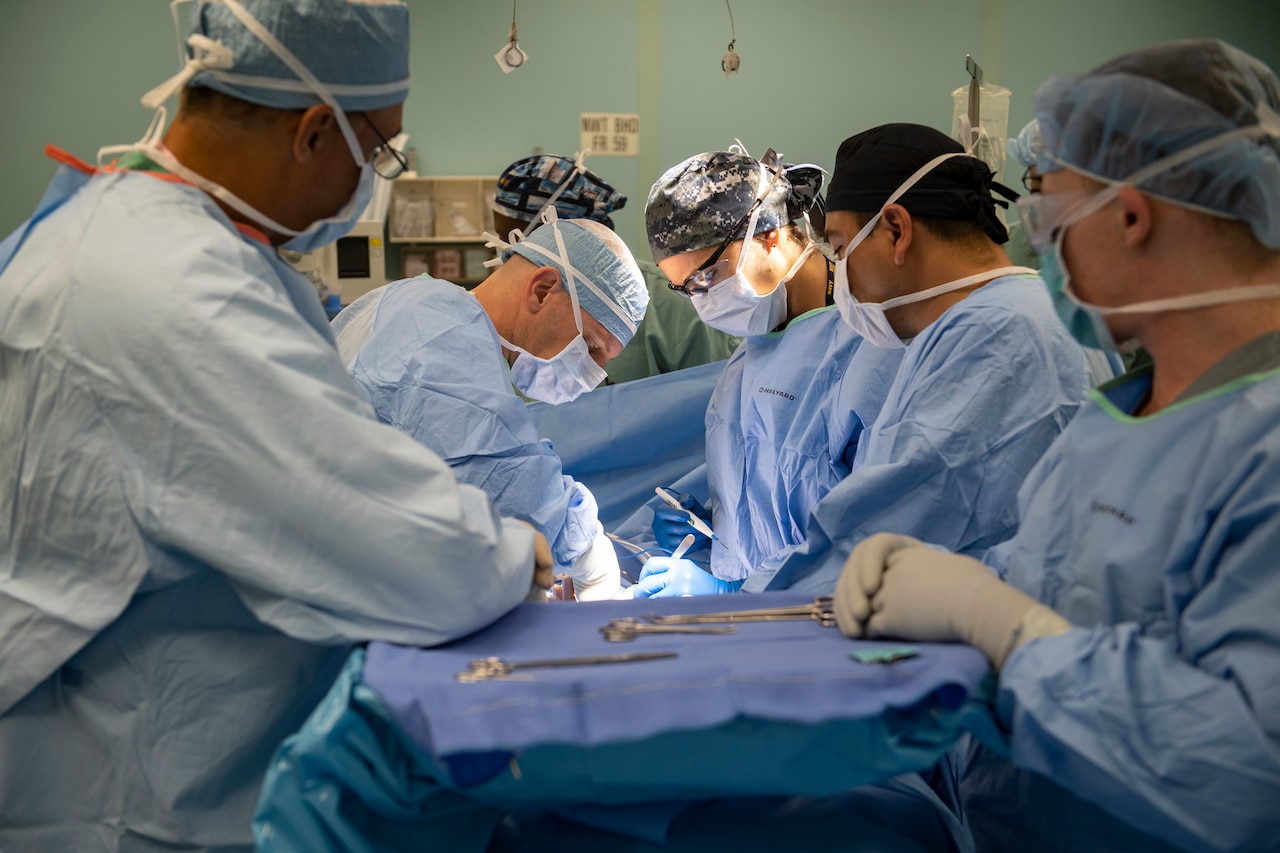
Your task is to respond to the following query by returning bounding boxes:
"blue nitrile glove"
[652,492,712,553]
[632,557,744,598]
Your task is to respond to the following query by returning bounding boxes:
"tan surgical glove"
[835,532,1071,669]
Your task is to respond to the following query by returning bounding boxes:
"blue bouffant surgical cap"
[1035,39,1280,249]
[1007,119,1042,170]
[645,149,825,262]
[494,155,627,230]
[503,218,649,347]
[183,0,411,112]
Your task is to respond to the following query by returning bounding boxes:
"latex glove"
[835,532,1072,669]
[652,491,712,553]
[567,523,624,601]
[632,556,743,598]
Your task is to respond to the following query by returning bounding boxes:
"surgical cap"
[185,0,410,111]
[1007,119,1043,170]
[826,123,1012,243]
[645,150,825,262]
[504,219,649,347]
[494,155,626,230]
[1035,39,1280,249]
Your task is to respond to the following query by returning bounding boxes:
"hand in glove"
[652,491,712,553]
[632,557,743,598]
[835,533,1071,669]
[567,523,626,601]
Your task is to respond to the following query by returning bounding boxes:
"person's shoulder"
[954,272,1048,314]
[61,175,283,306]
[933,274,1062,340]
[905,274,1073,371]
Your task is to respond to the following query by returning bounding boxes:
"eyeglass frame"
[1021,166,1043,194]
[667,196,765,297]
[359,113,409,180]
[1014,186,1116,254]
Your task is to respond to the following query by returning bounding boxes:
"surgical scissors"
[643,595,837,627]
[600,617,737,642]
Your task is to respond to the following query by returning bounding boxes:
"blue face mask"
[279,163,375,253]
[1039,234,1120,351]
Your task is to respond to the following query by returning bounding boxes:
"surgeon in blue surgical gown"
[631,147,904,597]
[743,123,1107,595]
[0,3,548,850]
[833,39,1280,853]
[333,212,648,600]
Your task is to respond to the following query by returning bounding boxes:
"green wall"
[3,0,1279,255]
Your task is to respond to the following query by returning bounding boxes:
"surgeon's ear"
[525,266,562,312]
[1116,186,1153,249]
[881,205,913,267]
[292,104,338,164]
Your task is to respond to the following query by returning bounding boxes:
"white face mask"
[101,0,380,251]
[501,334,608,405]
[834,258,1036,348]
[689,206,817,337]
[831,151,1033,347]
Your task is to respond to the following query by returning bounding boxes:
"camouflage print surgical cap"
[645,149,825,262]
[494,154,627,230]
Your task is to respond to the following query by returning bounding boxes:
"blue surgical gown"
[702,306,904,582]
[964,367,1280,853]
[332,277,599,570]
[0,165,535,852]
[747,274,1095,593]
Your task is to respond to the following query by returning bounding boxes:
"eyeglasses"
[1021,166,1042,194]
[359,113,409,180]
[668,196,764,297]
[1015,187,1114,253]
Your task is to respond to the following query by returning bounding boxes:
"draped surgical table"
[253,591,998,852]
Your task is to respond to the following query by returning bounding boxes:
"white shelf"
[388,175,498,244]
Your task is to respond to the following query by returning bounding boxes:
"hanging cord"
[495,0,526,72]
[722,0,741,77]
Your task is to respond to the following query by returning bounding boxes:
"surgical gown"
[332,277,599,570]
[746,274,1094,593]
[963,366,1280,853]
[702,305,904,582]
[0,162,535,852]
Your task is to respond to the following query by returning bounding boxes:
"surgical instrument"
[600,617,738,642]
[644,595,837,627]
[457,651,679,682]
[655,487,719,542]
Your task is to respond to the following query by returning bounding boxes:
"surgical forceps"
[600,617,738,642]
[643,595,837,627]
[457,651,678,682]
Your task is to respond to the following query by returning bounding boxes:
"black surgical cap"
[825,123,1014,244]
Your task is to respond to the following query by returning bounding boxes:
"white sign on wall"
[579,113,640,157]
